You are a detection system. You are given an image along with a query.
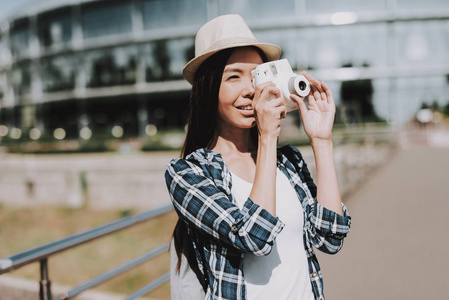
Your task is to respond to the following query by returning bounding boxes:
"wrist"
[311,138,333,149]
[258,134,278,148]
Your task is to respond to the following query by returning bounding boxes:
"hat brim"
[182,42,281,85]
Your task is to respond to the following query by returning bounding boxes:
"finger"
[279,103,288,119]
[290,94,307,120]
[268,97,285,107]
[321,81,334,104]
[307,93,319,111]
[260,85,280,103]
[303,72,327,102]
[254,82,276,103]
[311,84,321,102]
[317,82,327,103]
[274,106,287,119]
[307,92,316,103]
[281,106,287,119]
[303,72,322,90]
[310,80,327,103]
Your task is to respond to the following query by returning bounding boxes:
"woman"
[165,14,351,300]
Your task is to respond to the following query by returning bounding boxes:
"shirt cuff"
[233,197,285,245]
[311,202,351,239]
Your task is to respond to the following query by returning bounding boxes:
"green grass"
[0,204,178,299]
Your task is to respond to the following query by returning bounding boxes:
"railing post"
[39,258,53,300]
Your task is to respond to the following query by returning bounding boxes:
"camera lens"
[289,75,310,97]
[298,81,307,91]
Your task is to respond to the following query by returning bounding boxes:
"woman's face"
[217,47,263,130]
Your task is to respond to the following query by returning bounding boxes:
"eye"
[225,75,240,82]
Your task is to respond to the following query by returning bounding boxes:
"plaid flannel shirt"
[165,144,351,300]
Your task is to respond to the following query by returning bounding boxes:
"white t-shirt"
[231,168,315,300]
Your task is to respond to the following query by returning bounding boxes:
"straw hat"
[182,14,281,85]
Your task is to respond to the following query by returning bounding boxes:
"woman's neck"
[211,125,256,155]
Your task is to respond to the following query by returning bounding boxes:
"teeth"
[239,105,252,110]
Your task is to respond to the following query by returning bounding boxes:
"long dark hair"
[181,48,231,158]
[173,46,265,283]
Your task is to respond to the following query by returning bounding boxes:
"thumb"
[290,94,307,119]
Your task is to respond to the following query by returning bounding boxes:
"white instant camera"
[251,59,310,112]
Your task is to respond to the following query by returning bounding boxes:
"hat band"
[202,36,259,55]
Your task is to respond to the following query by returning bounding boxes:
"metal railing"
[0,203,174,300]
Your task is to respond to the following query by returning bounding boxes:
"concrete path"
[316,145,449,299]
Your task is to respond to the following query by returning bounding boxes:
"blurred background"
[0,0,448,299]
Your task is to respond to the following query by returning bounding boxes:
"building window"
[41,55,76,93]
[81,1,132,39]
[0,36,12,67]
[395,20,447,67]
[396,0,447,12]
[85,96,139,138]
[306,24,388,70]
[218,0,296,20]
[305,0,387,14]
[144,38,193,82]
[11,61,31,96]
[37,7,72,49]
[0,72,5,102]
[254,29,298,67]
[9,18,29,59]
[40,100,79,139]
[86,46,137,88]
[142,0,207,30]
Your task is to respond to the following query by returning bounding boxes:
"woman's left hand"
[290,72,335,142]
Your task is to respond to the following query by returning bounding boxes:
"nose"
[243,77,255,99]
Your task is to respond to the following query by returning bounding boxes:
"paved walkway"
[316,144,449,299]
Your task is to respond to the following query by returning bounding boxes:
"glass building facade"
[0,0,448,150]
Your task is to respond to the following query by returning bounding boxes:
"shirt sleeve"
[309,201,351,254]
[165,158,285,256]
[284,145,352,254]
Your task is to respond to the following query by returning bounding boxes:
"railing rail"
[0,203,174,299]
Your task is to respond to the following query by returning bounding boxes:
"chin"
[240,120,256,129]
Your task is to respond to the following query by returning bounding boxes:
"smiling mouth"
[237,105,253,111]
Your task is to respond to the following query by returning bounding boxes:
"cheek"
[218,84,230,102]
[218,85,236,108]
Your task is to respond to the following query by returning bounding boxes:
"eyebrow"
[223,68,244,74]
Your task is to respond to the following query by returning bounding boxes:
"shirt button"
[231,225,238,232]
[311,272,318,278]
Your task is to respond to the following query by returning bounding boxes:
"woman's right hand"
[250,82,284,216]
[252,82,286,140]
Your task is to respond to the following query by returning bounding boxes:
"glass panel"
[37,8,72,49]
[144,92,189,131]
[305,0,387,13]
[41,55,76,93]
[218,0,296,20]
[85,46,137,88]
[144,38,194,82]
[167,38,195,79]
[142,0,208,29]
[0,107,11,126]
[81,1,132,38]
[84,96,139,138]
[394,20,447,67]
[396,0,448,12]
[307,24,388,70]
[371,78,391,122]
[41,100,79,139]
[396,75,449,123]
[253,29,299,68]
[9,19,29,59]
[0,36,10,66]
[0,72,5,100]
[11,62,31,96]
